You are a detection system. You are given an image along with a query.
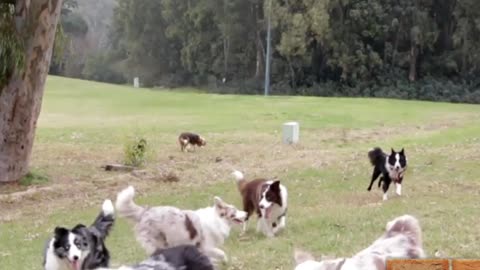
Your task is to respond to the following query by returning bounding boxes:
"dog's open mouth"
[70,260,80,270]
[233,218,244,224]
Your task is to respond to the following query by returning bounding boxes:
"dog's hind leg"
[367,168,381,191]
[378,176,384,188]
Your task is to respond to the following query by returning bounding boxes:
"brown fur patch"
[184,215,197,239]
[155,231,168,247]
[238,178,269,219]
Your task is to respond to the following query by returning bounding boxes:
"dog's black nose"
[259,205,264,209]
[73,256,79,261]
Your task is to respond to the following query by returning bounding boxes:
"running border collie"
[231,170,288,238]
[294,215,425,270]
[178,132,206,152]
[95,245,214,270]
[367,147,407,201]
[43,199,115,270]
[115,186,247,264]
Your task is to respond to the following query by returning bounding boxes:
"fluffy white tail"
[102,199,114,216]
[231,170,244,181]
[232,170,247,192]
[115,186,145,222]
[386,214,424,257]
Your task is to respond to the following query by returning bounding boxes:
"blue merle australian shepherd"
[367,147,408,201]
[43,199,115,270]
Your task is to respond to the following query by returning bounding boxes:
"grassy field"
[1,76,480,269]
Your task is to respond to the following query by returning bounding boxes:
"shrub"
[124,137,148,167]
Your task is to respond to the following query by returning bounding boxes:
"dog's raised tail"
[368,147,384,166]
[90,199,115,240]
[386,215,425,258]
[232,170,247,192]
[115,186,145,222]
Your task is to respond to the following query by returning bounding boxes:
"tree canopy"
[58,0,480,103]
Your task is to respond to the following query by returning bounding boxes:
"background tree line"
[53,0,480,103]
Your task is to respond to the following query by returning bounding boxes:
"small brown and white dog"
[178,132,206,152]
[232,170,288,238]
[115,186,246,265]
[294,215,425,270]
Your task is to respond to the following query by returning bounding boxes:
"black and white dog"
[43,199,115,270]
[95,245,214,270]
[367,147,407,201]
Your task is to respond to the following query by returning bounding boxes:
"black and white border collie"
[232,170,288,238]
[367,147,408,201]
[43,199,115,270]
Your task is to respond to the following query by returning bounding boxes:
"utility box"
[282,122,299,144]
[133,77,140,88]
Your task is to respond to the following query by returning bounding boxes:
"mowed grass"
[1,76,480,269]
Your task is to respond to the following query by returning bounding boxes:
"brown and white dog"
[178,132,206,152]
[115,186,246,265]
[232,170,288,238]
[294,215,425,270]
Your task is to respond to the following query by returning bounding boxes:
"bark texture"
[0,0,62,182]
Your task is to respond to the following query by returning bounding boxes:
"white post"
[133,77,140,88]
[282,122,299,144]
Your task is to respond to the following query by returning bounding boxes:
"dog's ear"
[294,249,315,265]
[400,148,405,155]
[270,181,281,192]
[391,148,395,154]
[213,196,224,208]
[54,227,69,238]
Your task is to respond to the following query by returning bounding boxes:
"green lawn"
[1,76,480,269]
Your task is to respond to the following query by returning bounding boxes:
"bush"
[124,137,148,167]
[203,72,480,104]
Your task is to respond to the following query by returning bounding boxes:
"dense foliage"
[58,0,480,103]
[0,2,24,88]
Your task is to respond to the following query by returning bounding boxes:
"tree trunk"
[432,0,456,54]
[222,0,229,80]
[408,45,419,82]
[254,1,265,79]
[0,0,63,183]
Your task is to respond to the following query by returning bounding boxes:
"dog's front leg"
[260,218,274,238]
[382,179,391,201]
[273,216,286,235]
[241,220,249,235]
